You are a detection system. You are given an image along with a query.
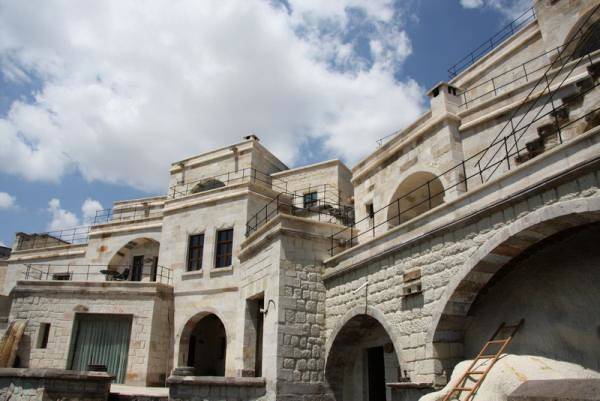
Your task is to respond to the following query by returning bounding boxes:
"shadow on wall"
[465,223,600,373]
[325,315,400,401]
[387,172,445,227]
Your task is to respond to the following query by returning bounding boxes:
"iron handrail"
[245,183,354,237]
[24,263,173,285]
[93,205,164,225]
[15,226,92,250]
[328,86,600,255]
[448,7,536,78]
[458,39,600,109]
[167,167,288,199]
[474,4,600,172]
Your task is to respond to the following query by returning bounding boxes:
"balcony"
[167,167,288,200]
[23,263,172,285]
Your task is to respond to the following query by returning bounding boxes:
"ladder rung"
[453,387,474,391]
[487,339,508,344]
[468,370,486,374]
[477,354,496,359]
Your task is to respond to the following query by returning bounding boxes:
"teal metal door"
[69,314,132,383]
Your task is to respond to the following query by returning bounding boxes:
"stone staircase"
[515,63,600,164]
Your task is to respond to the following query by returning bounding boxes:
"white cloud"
[0,0,425,193]
[0,192,16,209]
[460,0,532,20]
[0,241,6,247]
[46,198,104,230]
[81,198,103,224]
[460,0,484,8]
[47,198,79,231]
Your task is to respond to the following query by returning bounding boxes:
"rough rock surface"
[419,354,600,401]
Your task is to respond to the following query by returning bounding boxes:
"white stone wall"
[9,282,173,386]
[324,168,600,385]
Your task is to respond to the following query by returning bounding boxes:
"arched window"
[387,172,445,226]
[190,178,226,194]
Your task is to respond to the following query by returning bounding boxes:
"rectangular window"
[37,323,51,349]
[187,234,205,271]
[366,202,374,219]
[215,229,233,268]
[303,192,318,209]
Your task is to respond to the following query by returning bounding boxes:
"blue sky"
[0,0,531,247]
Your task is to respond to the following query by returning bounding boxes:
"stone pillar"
[427,82,467,199]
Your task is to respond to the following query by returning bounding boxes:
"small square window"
[303,192,318,209]
[215,229,233,268]
[37,323,51,349]
[187,234,205,271]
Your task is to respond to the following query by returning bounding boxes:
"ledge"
[167,376,265,387]
[12,280,173,296]
[387,382,433,389]
[0,368,114,381]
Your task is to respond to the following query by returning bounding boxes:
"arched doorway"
[326,314,400,401]
[387,172,444,227]
[107,238,160,281]
[179,313,227,376]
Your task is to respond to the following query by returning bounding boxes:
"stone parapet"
[167,376,266,401]
[0,368,113,401]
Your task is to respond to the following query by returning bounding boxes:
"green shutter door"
[69,314,132,383]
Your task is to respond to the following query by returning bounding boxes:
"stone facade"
[1,1,600,400]
[0,368,112,401]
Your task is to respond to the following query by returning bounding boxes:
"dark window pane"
[303,192,318,208]
[215,229,233,268]
[187,234,204,271]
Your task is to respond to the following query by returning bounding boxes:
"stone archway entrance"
[107,237,160,281]
[179,313,227,376]
[326,314,400,401]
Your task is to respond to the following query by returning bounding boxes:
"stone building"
[2,0,600,400]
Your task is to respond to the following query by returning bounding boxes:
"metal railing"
[245,184,354,237]
[448,7,537,79]
[475,3,600,179]
[329,10,600,256]
[15,226,91,251]
[24,263,172,284]
[167,167,288,199]
[458,36,600,110]
[329,103,600,255]
[93,205,164,225]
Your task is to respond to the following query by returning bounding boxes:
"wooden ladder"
[442,319,524,401]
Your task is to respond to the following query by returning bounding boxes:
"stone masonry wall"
[324,167,600,386]
[277,234,331,401]
[0,368,112,401]
[9,282,172,386]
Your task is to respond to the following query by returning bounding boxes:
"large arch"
[428,198,600,343]
[325,306,402,401]
[562,3,600,60]
[178,311,228,376]
[426,198,600,377]
[387,171,445,227]
[106,237,160,281]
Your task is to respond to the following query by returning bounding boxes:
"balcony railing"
[330,5,600,256]
[458,39,600,110]
[93,205,164,225]
[15,226,91,251]
[167,167,288,200]
[24,263,172,285]
[448,7,536,79]
[245,184,354,237]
